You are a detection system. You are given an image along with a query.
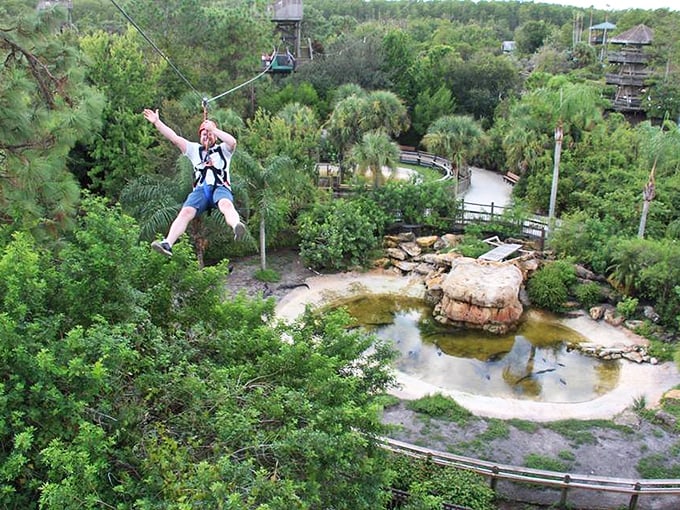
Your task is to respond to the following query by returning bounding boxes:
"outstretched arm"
[143,108,188,154]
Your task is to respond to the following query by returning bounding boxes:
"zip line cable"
[108,0,202,101]
[108,0,271,114]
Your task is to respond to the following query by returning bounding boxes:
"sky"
[529,0,677,11]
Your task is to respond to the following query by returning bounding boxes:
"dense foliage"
[4,0,680,506]
[0,197,399,508]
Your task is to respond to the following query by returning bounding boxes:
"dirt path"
[227,249,680,510]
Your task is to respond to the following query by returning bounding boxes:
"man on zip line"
[143,108,247,256]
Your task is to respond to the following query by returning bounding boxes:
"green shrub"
[616,296,639,319]
[298,197,388,271]
[255,268,280,283]
[456,237,490,258]
[368,180,459,230]
[406,393,472,425]
[574,282,603,309]
[527,260,576,312]
[389,455,496,510]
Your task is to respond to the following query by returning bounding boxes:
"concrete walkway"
[461,166,512,209]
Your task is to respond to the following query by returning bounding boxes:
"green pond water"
[336,295,620,403]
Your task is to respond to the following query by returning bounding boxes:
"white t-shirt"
[184,141,233,189]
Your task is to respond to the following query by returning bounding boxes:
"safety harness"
[195,144,231,210]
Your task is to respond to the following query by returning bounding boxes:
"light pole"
[548,122,563,223]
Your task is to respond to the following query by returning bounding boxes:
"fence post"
[490,202,495,220]
[490,466,499,491]
[628,482,641,510]
[539,227,546,252]
[559,474,570,508]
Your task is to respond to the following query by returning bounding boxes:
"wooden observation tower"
[265,0,312,73]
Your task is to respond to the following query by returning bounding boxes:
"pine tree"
[0,5,104,236]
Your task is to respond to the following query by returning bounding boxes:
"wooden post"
[559,474,571,508]
[628,482,641,510]
[539,227,545,252]
[490,465,499,491]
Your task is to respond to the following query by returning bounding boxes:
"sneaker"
[151,240,172,257]
[233,222,247,242]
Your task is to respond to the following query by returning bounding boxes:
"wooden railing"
[380,436,680,510]
[398,147,471,194]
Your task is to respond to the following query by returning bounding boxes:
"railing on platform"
[456,200,547,246]
[380,436,680,510]
[315,148,472,196]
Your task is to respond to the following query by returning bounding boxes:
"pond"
[337,295,620,403]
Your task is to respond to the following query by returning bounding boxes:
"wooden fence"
[380,436,680,510]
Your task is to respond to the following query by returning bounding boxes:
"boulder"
[430,257,524,334]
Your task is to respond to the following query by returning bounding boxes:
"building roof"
[610,24,653,45]
[591,21,616,30]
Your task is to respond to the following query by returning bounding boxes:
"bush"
[616,296,639,319]
[527,260,576,312]
[574,282,603,309]
[406,393,472,425]
[456,237,490,258]
[368,180,459,230]
[389,455,496,510]
[298,197,388,271]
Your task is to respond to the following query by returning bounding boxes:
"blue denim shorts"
[183,186,234,215]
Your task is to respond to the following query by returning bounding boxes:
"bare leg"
[165,206,197,246]
[216,198,240,229]
[217,199,246,240]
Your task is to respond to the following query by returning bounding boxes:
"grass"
[637,451,680,479]
[545,419,633,446]
[406,393,472,425]
[523,453,569,472]
[254,268,280,282]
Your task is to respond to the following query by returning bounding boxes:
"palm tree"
[638,161,656,239]
[325,88,409,184]
[422,115,484,195]
[235,151,296,271]
[349,131,400,189]
[529,79,603,223]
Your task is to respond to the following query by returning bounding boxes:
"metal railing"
[380,436,680,510]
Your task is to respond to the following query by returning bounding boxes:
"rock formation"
[381,232,537,334]
[432,257,524,334]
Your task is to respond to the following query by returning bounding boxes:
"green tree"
[349,131,401,189]
[79,27,163,198]
[0,6,104,236]
[514,19,554,55]
[412,85,455,138]
[0,197,400,508]
[422,115,484,195]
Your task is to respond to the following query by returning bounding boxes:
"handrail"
[378,436,680,509]
[315,148,471,194]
